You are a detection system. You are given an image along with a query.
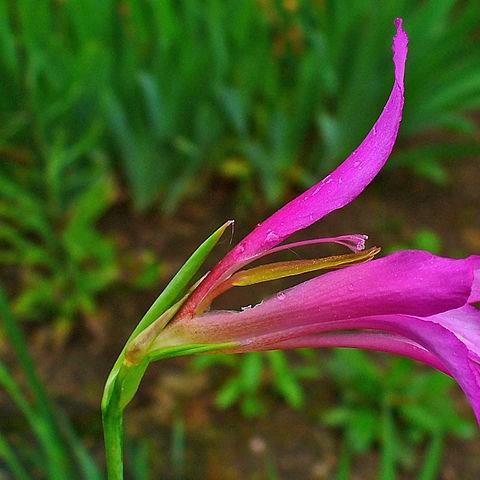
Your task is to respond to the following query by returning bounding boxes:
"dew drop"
[322,174,332,184]
[265,230,279,244]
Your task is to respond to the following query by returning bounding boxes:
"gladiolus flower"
[129,19,480,423]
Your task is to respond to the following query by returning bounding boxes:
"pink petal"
[468,255,480,303]
[428,305,480,363]
[254,331,450,375]
[162,251,474,346]
[226,19,408,264]
[357,315,480,425]
[238,314,480,424]
[178,20,408,318]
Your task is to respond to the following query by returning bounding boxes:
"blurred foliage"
[193,349,320,417]
[0,154,118,332]
[387,227,443,254]
[324,350,474,479]
[0,288,167,479]
[0,0,479,212]
[0,289,103,479]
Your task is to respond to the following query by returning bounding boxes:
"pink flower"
[146,19,480,423]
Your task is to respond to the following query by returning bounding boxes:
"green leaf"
[380,406,397,480]
[0,431,29,480]
[268,351,304,409]
[418,432,444,480]
[241,352,263,392]
[348,409,377,453]
[336,438,352,480]
[241,394,265,418]
[216,378,242,409]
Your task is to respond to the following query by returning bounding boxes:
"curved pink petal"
[178,19,408,318]
[247,331,450,375]
[428,305,480,363]
[355,315,480,425]
[225,19,407,263]
[237,306,480,399]
[253,314,480,425]
[160,250,474,346]
[468,255,480,303]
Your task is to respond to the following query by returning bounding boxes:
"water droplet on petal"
[322,174,332,185]
[276,292,286,301]
[265,230,279,245]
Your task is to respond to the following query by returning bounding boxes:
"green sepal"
[102,220,232,414]
[148,342,236,362]
[116,342,236,408]
[117,360,149,410]
[130,219,234,339]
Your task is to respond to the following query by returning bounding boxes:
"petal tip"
[393,18,408,88]
[394,18,407,43]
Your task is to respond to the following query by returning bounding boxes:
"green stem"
[103,405,124,480]
[102,360,149,479]
[101,222,232,478]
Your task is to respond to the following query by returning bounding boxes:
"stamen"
[258,234,369,258]
[231,247,380,286]
[195,247,381,314]
[181,233,370,320]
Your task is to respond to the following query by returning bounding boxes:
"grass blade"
[0,430,30,480]
[418,432,444,480]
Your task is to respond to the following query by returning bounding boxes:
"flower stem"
[103,405,124,480]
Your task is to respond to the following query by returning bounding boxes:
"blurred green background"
[1,0,480,478]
